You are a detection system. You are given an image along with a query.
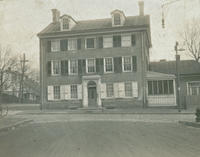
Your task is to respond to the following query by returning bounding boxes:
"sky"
[0,0,200,70]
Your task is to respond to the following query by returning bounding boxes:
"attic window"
[63,18,69,30]
[114,13,121,25]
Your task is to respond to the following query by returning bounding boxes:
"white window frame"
[86,58,96,73]
[68,60,78,75]
[85,37,96,49]
[70,84,78,99]
[103,36,113,48]
[104,57,114,73]
[122,56,132,72]
[53,85,60,100]
[51,60,61,76]
[106,83,114,98]
[124,82,133,97]
[51,40,60,52]
[62,18,69,30]
[121,35,131,47]
[68,38,77,51]
[187,81,200,96]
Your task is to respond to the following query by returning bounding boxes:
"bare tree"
[0,45,18,95]
[182,19,200,62]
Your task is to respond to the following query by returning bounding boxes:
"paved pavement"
[0,115,200,157]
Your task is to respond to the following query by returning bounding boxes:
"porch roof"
[146,71,175,80]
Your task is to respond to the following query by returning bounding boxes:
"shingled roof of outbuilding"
[150,60,200,75]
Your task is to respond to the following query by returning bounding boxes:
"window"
[63,18,69,30]
[69,60,78,75]
[104,58,113,73]
[87,59,96,73]
[188,82,200,96]
[113,35,121,47]
[86,38,95,49]
[123,56,132,72]
[71,85,78,99]
[114,13,121,25]
[60,39,68,51]
[54,86,60,100]
[148,80,174,95]
[125,82,132,97]
[51,40,60,52]
[68,39,77,51]
[106,84,114,97]
[52,61,60,75]
[131,34,136,46]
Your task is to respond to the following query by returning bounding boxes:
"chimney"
[51,9,60,23]
[138,1,144,16]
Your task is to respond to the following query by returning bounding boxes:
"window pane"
[51,40,60,52]
[70,60,78,74]
[105,58,113,72]
[53,61,60,75]
[86,38,95,48]
[63,18,69,29]
[168,80,174,94]
[113,35,121,47]
[153,81,158,95]
[158,80,163,94]
[54,86,60,99]
[125,82,132,97]
[106,84,114,97]
[87,59,95,73]
[114,14,121,25]
[68,39,77,50]
[123,57,132,72]
[148,81,153,95]
[71,85,78,99]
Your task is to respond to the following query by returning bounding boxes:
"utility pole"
[19,53,28,103]
[174,41,185,112]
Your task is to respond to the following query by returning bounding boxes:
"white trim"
[68,38,77,51]
[103,35,113,48]
[122,56,132,72]
[104,57,114,73]
[51,60,61,76]
[51,40,60,52]
[68,60,78,75]
[86,58,96,74]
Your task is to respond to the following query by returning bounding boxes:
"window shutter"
[64,85,70,100]
[96,58,103,74]
[77,84,82,99]
[118,82,125,98]
[114,57,122,73]
[47,86,54,100]
[60,39,68,51]
[47,61,51,76]
[47,41,51,52]
[77,39,81,50]
[82,60,86,74]
[97,37,103,48]
[132,56,137,72]
[122,35,131,47]
[103,36,112,48]
[114,83,119,98]
[60,85,65,100]
[131,34,136,46]
[61,60,68,75]
[101,83,106,98]
[81,38,85,49]
[132,82,138,97]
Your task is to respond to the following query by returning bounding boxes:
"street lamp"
[174,41,185,112]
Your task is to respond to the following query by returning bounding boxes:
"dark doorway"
[88,81,97,107]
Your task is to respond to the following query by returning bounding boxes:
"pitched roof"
[38,15,150,36]
[150,60,200,75]
[146,71,175,80]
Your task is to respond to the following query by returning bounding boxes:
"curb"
[179,121,200,128]
[0,119,33,133]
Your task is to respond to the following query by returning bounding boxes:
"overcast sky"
[0,0,200,70]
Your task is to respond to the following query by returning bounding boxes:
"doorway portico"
[82,75,102,108]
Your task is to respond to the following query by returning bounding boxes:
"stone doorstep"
[0,119,33,132]
[179,121,200,128]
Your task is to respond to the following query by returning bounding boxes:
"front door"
[88,81,97,107]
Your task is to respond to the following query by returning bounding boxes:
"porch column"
[82,81,88,107]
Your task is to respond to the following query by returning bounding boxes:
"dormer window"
[111,9,126,27]
[114,14,121,25]
[63,18,69,30]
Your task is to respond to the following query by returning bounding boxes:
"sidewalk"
[0,116,32,132]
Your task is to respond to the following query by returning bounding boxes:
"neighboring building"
[150,60,200,108]
[38,1,176,109]
[2,70,40,103]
